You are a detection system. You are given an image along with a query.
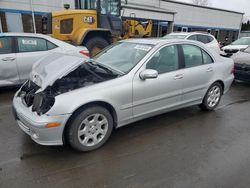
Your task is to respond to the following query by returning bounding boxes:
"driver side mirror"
[140,69,158,80]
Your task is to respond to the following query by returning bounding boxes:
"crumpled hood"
[222,45,249,51]
[232,52,250,65]
[30,53,86,90]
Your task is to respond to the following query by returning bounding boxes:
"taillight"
[79,50,90,57]
[231,65,235,75]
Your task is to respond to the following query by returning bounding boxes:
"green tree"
[247,20,250,30]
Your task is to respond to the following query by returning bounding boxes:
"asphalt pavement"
[0,82,250,188]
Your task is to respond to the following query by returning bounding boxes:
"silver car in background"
[164,32,221,54]
[222,37,250,57]
[0,33,89,87]
[13,39,234,151]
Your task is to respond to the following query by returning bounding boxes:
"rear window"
[0,37,14,54]
[187,35,198,41]
[207,36,214,43]
[232,38,250,45]
[197,35,210,44]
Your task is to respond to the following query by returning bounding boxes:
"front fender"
[71,28,89,45]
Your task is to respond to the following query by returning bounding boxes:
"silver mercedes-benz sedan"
[13,39,234,151]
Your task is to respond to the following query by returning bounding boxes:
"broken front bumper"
[12,95,71,146]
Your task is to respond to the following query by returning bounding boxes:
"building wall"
[122,0,243,43]
[0,0,244,43]
[161,1,242,30]
[0,0,74,13]
[122,0,243,31]
[0,0,74,33]
[121,0,160,7]
[160,0,243,43]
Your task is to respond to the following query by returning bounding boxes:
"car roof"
[121,38,198,46]
[122,38,168,45]
[169,32,190,36]
[1,32,52,39]
[169,32,212,36]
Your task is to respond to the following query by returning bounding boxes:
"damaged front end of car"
[17,61,120,116]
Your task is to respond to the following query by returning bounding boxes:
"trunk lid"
[223,45,249,51]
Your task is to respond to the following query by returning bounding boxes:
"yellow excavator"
[42,0,152,56]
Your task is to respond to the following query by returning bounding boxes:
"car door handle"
[2,57,16,61]
[174,74,183,80]
[206,67,213,72]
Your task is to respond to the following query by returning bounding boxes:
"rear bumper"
[13,95,71,146]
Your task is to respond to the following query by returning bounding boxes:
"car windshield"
[231,38,250,45]
[164,34,187,39]
[244,46,250,53]
[92,42,153,74]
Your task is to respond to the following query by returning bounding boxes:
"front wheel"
[67,106,113,152]
[199,82,223,111]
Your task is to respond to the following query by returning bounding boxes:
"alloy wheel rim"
[207,86,221,108]
[78,113,108,147]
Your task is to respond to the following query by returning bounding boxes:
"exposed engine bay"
[17,62,120,115]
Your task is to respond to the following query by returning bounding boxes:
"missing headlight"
[32,93,43,112]
[32,92,55,115]
[18,80,40,107]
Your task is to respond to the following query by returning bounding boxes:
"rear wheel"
[199,82,223,111]
[67,106,113,152]
[85,37,109,57]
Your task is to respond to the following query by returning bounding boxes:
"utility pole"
[30,0,36,33]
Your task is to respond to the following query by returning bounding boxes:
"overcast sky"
[175,0,250,21]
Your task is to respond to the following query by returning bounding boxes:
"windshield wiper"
[88,59,125,76]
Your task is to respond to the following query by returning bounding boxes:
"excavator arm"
[123,20,153,39]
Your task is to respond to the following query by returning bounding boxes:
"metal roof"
[162,0,244,15]
[122,3,176,15]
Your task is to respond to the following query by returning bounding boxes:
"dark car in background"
[232,46,250,82]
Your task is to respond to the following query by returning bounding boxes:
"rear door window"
[182,44,203,68]
[0,37,14,54]
[47,41,57,50]
[17,37,48,52]
[202,50,214,64]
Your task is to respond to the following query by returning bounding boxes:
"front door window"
[146,45,179,74]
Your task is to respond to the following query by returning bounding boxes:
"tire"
[67,106,113,152]
[85,37,109,57]
[199,82,223,111]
